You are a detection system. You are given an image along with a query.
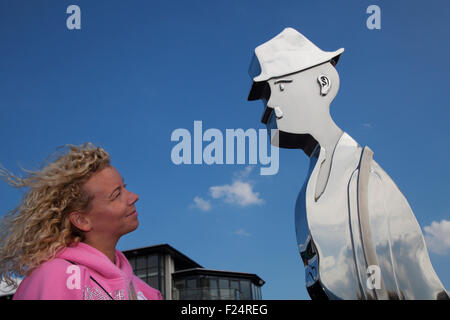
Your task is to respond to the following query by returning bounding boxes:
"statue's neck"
[308,116,343,201]
[310,116,343,157]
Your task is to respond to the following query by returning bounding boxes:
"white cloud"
[190,167,263,212]
[424,219,450,255]
[361,123,372,128]
[192,196,211,212]
[234,229,251,237]
[209,180,264,207]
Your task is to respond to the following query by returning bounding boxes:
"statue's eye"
[274,79,293,92]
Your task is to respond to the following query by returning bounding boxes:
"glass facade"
[173,274,262,300]
[123,244,264,300]
[128,253,166,299]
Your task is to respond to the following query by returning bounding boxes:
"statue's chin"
[271,130,318,156]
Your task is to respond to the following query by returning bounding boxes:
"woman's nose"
[128,191,139,205]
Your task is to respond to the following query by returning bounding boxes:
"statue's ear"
[317,62,340,102]
[317,74,332,96]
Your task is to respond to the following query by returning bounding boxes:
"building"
[0,243,265,300]
[123,244,265,300]
[171,268,263,300]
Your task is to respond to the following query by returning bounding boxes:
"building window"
[209,278,219,299]
[130,253,166,299]
[218,278,229,298]
[251,283,262,300]
[240,280,251,299]
[172,275,261,300]
[157,254,165,299]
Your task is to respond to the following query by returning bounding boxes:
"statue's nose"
[273,107,284,119]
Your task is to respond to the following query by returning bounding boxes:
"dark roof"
[172,268,265,286]
[122,243,203,270]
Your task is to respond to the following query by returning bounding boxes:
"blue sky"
[0,0,449,299]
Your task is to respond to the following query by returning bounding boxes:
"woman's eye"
[115,184,128,199]
[112,184,127,200]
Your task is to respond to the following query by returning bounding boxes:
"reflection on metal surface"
[248,27,449,300]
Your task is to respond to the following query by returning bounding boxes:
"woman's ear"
[69,211,92,232]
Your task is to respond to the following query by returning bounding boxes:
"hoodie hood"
[56,242,133,282]
[14,241,162,300]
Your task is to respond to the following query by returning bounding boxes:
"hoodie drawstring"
[65,259,114,300]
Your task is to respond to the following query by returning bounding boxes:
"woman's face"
[81,166,139,240]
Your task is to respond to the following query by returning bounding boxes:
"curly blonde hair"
[0,143,110,288]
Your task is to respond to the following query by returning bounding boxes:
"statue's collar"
[311,132,346,201]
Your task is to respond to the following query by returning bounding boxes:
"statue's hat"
[248,27,344,100]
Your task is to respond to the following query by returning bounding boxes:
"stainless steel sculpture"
[247,27,449,300]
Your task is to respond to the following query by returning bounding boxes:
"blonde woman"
[0,143,162,300]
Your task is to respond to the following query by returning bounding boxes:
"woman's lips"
[126,210,137,217]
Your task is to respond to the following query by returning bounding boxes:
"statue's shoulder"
[329,132,363,170]
[338,132,362,152]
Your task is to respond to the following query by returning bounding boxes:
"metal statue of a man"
[247,27,449,300]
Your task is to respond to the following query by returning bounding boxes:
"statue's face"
[262,62,339,138]
[256,62,339,150]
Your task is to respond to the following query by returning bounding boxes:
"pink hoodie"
[13,242,162,300]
